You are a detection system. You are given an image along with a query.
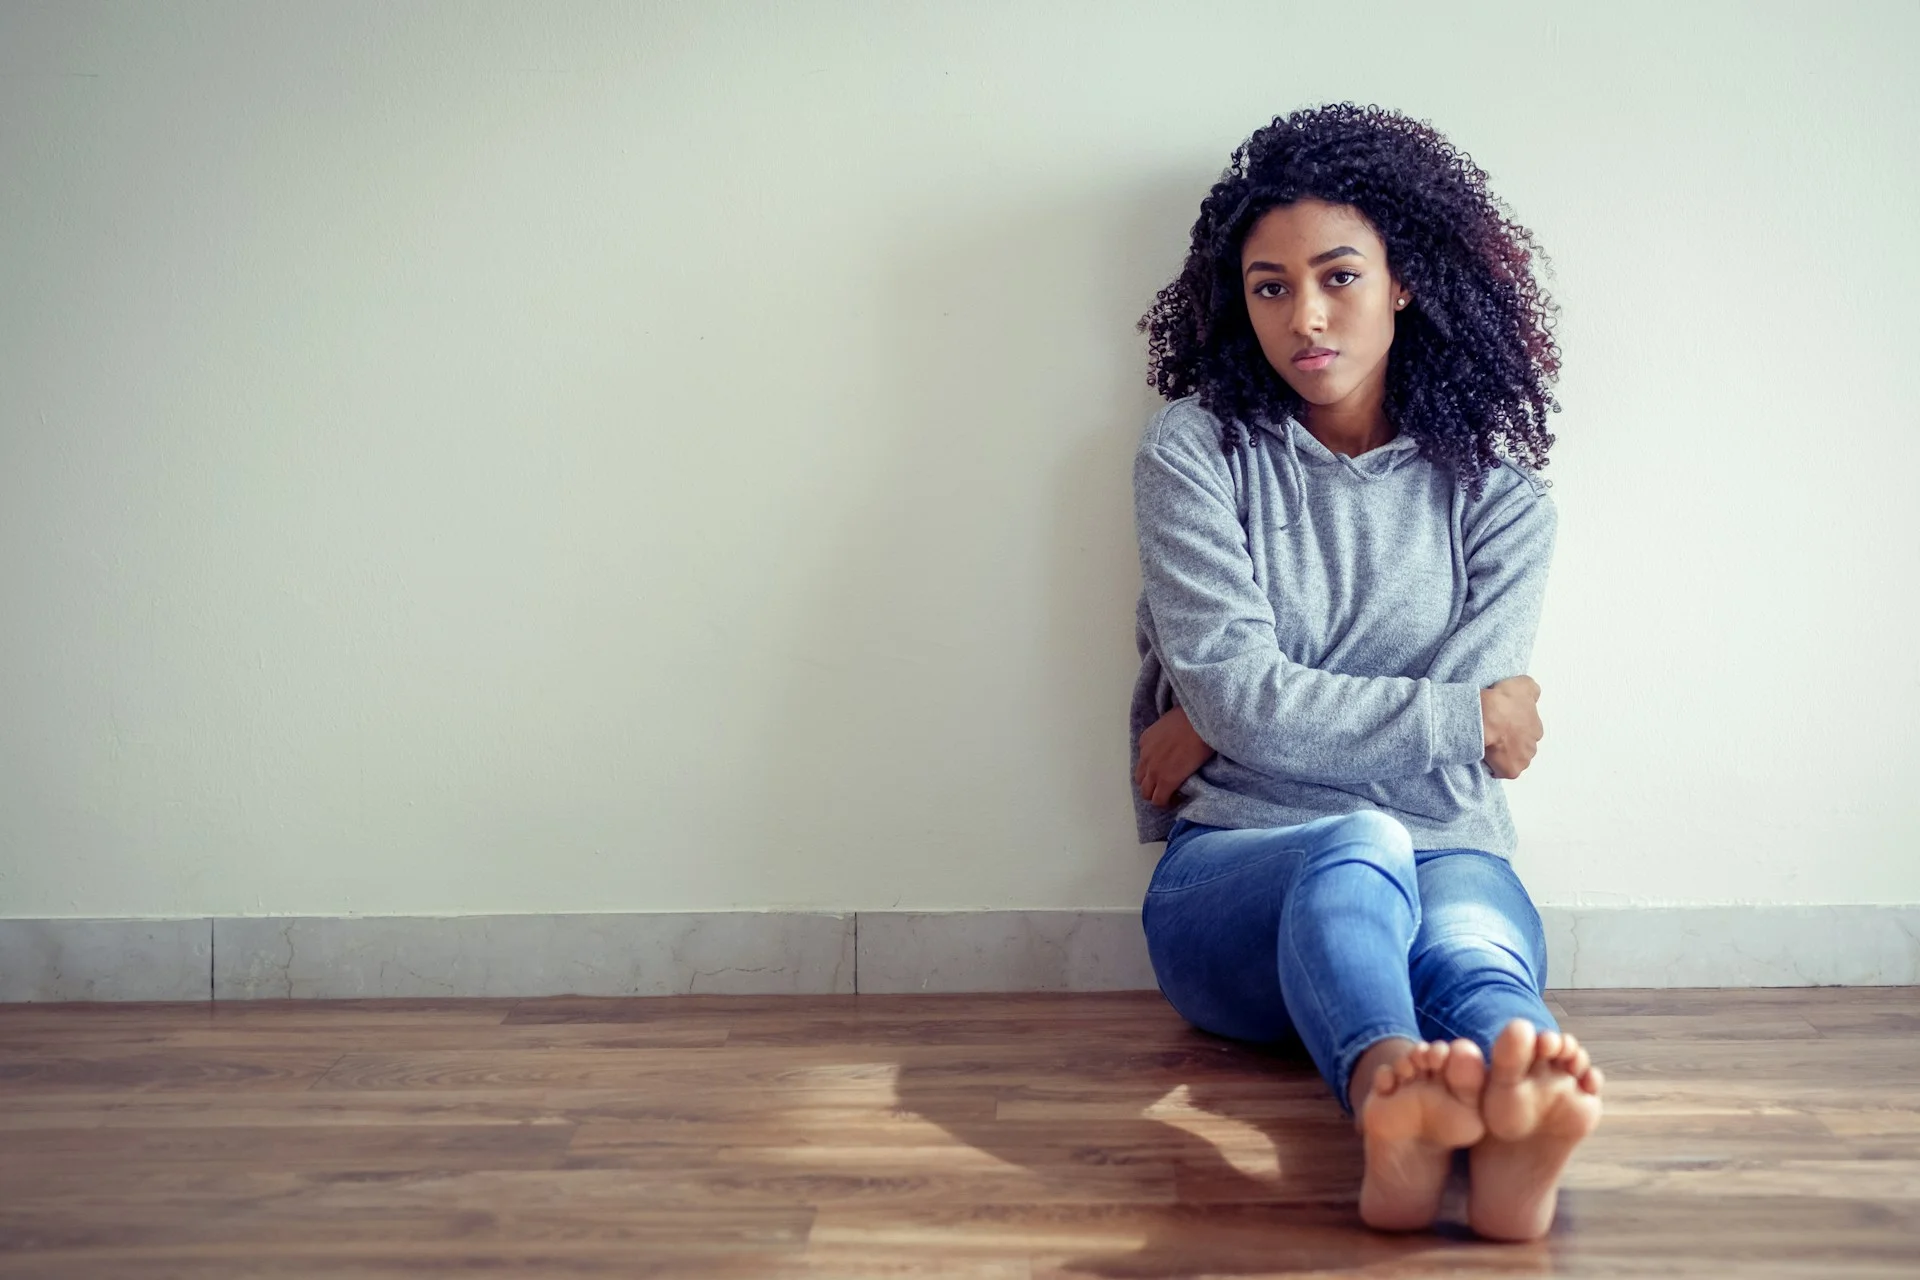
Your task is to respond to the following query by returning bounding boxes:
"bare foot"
[1468,1018,1604,1241]
[1354,1038,1488,1231]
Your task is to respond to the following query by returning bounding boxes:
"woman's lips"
[1293,350,1337,371]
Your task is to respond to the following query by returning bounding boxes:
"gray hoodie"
[1128,395,1556,856]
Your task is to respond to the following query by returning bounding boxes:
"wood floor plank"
[0,1024,732,1056]
[500,991,1160,1024]
[302,1042,1286,1094]
[0,1122,577,1179]
[0,1089,1006,1135]
[1543,1010,1824,1041]
[0,1049,344,1094]
[2,987,1917,1276]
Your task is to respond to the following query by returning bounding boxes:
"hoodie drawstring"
[1263,413,1419,530]
[1268,415,1305,531]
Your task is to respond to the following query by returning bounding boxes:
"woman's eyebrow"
[1244,246,1365,276]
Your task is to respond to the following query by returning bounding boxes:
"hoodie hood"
[1255,410,1423,529]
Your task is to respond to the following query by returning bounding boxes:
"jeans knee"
[1300,811,1419,915]
[1313,811,1415,874]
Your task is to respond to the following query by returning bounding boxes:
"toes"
[1374,1062,1400,1098]
[1534,1029,1563,1063]
[1490,1019,1534,1085]
[1546,1032,1592,1081]
[1580,1065,1605,1095]
[1443,1038,1487,1099]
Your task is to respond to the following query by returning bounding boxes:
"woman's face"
[1239,198,1408,412]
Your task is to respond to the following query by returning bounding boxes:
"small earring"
[1396,297,1408,308]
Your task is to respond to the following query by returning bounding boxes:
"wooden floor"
[1,987,1916,1278]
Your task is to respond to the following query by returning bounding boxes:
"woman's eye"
[1252,273,1355,298]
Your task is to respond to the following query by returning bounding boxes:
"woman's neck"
[1302,400,1396,459]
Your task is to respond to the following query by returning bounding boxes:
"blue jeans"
[1142,810,1558,1115]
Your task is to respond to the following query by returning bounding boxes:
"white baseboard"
[3,906,1916,1001]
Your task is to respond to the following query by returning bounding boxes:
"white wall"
[2,0,1914,918]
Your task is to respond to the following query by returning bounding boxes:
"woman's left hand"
[1136,704,1216,808]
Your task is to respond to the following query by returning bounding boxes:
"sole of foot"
[1356,1038,1488,1232]
[1468,1018,1605,1242]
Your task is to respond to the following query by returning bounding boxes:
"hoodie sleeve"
[1134,432,1486,785]
[1423,465,1557,688]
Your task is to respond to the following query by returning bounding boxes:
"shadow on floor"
[889,1005,1541,1277]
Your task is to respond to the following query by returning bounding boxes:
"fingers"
[1488,749,1536,781]
[1139,761,1194,808]
[1136,761,1160,806]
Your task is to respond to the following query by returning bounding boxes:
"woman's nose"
[1292,294,1327,336]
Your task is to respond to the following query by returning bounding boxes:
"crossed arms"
[1133,434,1555,792]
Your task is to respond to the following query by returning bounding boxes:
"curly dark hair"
[1138,102,1561,499]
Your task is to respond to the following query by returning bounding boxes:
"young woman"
[1127,103,1602,1241]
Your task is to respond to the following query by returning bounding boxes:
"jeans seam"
[1279,840,1422,1113]
[1277,894,1339,1090]
[1283,909,1420,1115]
[1412,1001,1470,1045]
[1147,845,1302,897]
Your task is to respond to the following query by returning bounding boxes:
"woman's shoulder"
[1139,395,1242,455]
[1460,453,1556,530]
[1471,455,1548,494]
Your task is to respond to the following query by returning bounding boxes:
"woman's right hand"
[1480,675,1543,780]
[1137,704,1216,809]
